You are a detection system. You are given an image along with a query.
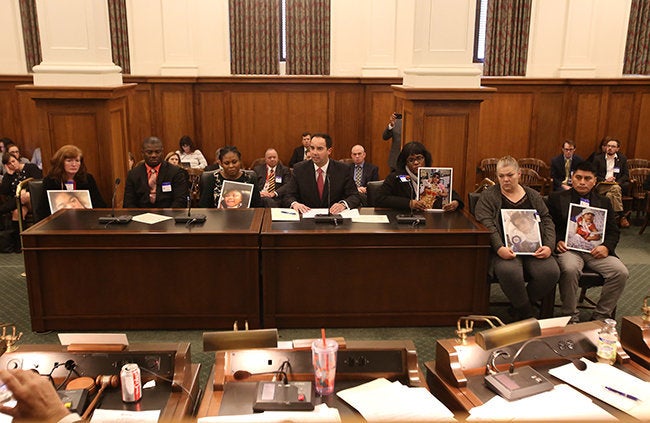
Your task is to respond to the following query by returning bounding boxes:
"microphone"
[233,370,289,384]
[98,178,132,224]
[314,172,343,224]
[175,178,206,224]
[396,174,424,225]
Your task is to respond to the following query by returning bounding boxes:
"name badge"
[275,176,282,183]
[162,182,172,192]
[534,212,541,223]
[65,182,74,191]
[579,198,590,207]
[613,167,620,174]
[398,175,409,183]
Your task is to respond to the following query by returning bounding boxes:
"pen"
[605,386,640,401]
[280,210,296,215]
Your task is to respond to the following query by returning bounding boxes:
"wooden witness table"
[261,208,491,327]
[21,208,263,331]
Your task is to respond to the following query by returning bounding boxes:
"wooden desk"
[197,340,423,420]
[0,342,200,421]
[260,208,491,327]
[22,208,263,331]
[426,322,650,420]
[621,315,650,369]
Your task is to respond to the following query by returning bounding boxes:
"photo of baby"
[501,209,542,254]
[417,167,452,211]
[565,204,607,253]
[217,180,253,209]
[47,190,93,214]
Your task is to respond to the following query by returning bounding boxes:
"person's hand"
[497,246,516,260]
[605,176,616,182]
[3,164,13,175]
[291,202,310,214]
[409,199,427,211]
[586,233,602,241]
[556,240,568,253]
[357,186,367,194]
[0,369,71,422]
[561,184,571,190]
[329,202,346,215]
[388,113,397,127]
[591,245,609,258]
[260,191,274,198]
[533,245,552,259]
[443,200,459,212]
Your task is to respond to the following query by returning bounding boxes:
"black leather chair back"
[28,180,45,223]
[366,180,383,207]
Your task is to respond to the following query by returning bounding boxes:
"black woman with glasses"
[375,141,462,211]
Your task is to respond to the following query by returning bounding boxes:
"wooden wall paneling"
[364,86,399,179]
[528,90,567,163]
[195,86,227,166]
[108,101,130,205]
[568,87,606,154]
[127,83,155,156]
[153,83,195,153]
[329,86,363,160]
[0,84,22,144]
[634,92,650,160]
[606,90,638,156]
[285,90,328,163]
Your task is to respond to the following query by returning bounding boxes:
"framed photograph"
[218,180,254,209]
[417,167,453,211]
[501,209,542,255]
[565,204,607,253]
[47,190,93,213]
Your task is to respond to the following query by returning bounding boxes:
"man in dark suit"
[548,161,628,322]
[254,147,291,207]
[591,136,630,227]
[382,113,402,172]
[550,140,584,191]
[282,133,361,213]
[349,144,379,206]
[288,132,312,168]
[124,136,188,208]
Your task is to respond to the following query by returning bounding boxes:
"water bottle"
[596,318,618,365]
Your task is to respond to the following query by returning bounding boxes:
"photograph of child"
[217,180,253,209]
[565,204,607,253]
[47,190,92,213]
[501,209,542,254]
[417,167,452,210]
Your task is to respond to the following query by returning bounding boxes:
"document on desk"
[336,378,455,422]
[549,358,650,420]
[301,209,360,219]
[467,383,615,421]
[197,403,340,422]
[90,409,161,422]
[131,213,173,225]
[271,208,300,221]
[351,214,389,224]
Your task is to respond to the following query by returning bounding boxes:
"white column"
[0,0,27,74]
[402,0,482,88]
[159,0,198,76]
[32,0,122,86]
[360,0,400,77]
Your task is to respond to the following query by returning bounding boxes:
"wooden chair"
[248,157,265,170]
[640,190,650,235]
[339,158,354,165]
[518,167,548,195]
[629,168,650,220]
[474,177,495,193]
[186,168,203,205]
[627,158,650,170]
[479,158,498,181]
[519,157,552,190]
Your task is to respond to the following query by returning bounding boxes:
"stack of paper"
[336,378,455,422]
[198,403,340,422]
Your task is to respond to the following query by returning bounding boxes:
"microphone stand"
[99,178,132,224]
[175,178,206,224]
[314,173,343,224]
[396,175,424,225]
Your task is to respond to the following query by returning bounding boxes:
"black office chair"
[27,179,45,224]
[366,180,383,207]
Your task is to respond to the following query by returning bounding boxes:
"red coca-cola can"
[120,363,142,402]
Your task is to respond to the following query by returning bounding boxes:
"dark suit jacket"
[253,163,292,192]
[548,188,620,255]
[592,153,629,184]
[376,171,463,210]
[282,159,361,209]
[123,162,188,208]
[288,146,309,168]
[348,161,379,187]
[37,173,107,219]
[550,154,584,190]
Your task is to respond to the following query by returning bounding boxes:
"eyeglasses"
[407,155,425,164]
[562,147,575,152]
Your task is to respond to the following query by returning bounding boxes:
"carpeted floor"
[1,226,648,389]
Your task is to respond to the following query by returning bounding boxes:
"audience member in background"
[6,143,30,165]
[0,153,42,252]
[382,113,402,172]
[375,141,462,212]
[38,145,106,219]
[199,146,261,208]
[592,136,630,228]
[282,133,360,214]
[288,132,311,168]
[254,148,291,207]
[0,138,11,154]
[475,156,559,321]
[127,151,136,170]
[165,151,181,166]
[550,140,584,191]
[586,137,609,163]
[124,137,188,208]
[30,147,42,170]
[176,135,207,169]
[204,148,223,172]
[349,144,379,206]
[0,369,78,422]
[548,161,628,322]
